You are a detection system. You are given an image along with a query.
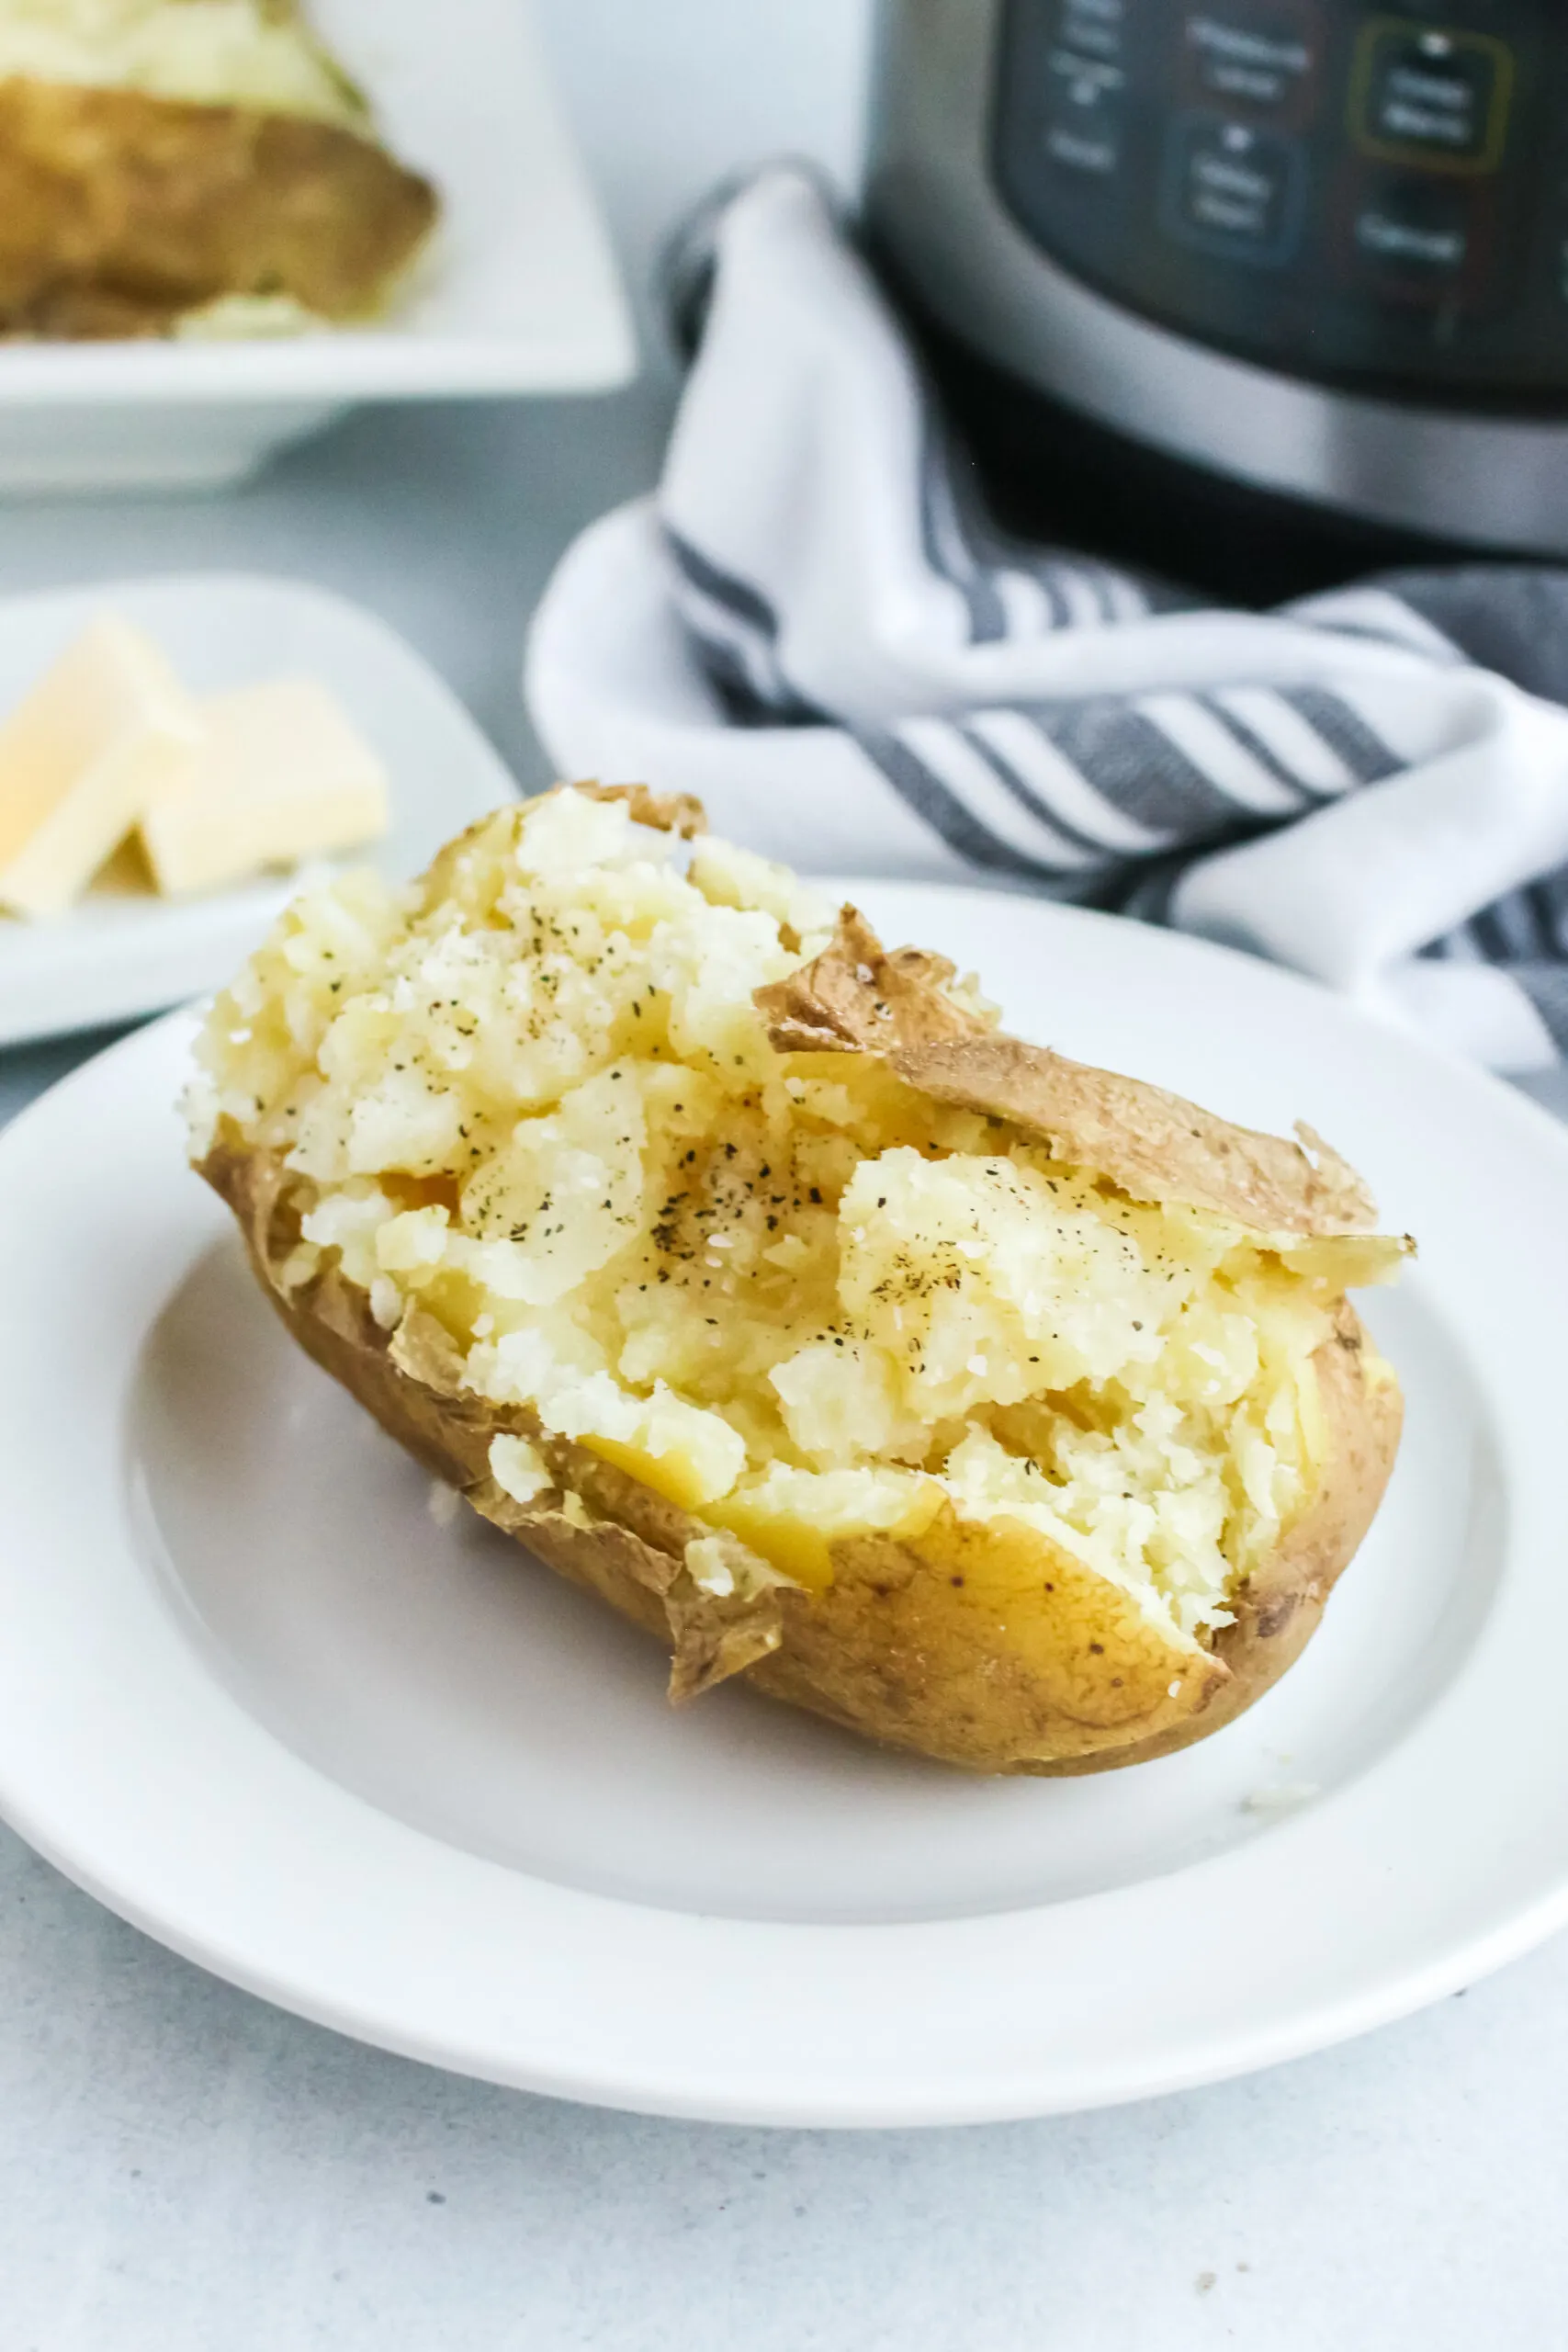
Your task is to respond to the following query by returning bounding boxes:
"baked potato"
[188,785,1408,1775]
[0,0,436,338]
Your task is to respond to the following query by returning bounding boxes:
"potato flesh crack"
[188,789,1379,1645]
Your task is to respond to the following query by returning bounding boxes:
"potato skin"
[1018,1307,1404,1774]
[0,76,436,336]
[201,1136,1402,1777]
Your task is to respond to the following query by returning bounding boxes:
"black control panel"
[992,1,1568,401]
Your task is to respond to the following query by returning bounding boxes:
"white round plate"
[0,884,1559,2126]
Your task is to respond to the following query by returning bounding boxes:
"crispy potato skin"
[761,912,1381,1237]
[196,791,1404,1773]
[0,75,436,335]
[201,1135,1402,1777]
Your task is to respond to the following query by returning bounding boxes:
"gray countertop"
[3,390,1567,2352]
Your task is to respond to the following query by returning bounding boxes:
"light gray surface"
[2,402,1567,2343]
[4,0,1568,2329]
[3,1814,1568,2348]
[536,0,873,345]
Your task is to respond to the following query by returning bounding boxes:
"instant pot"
[866,0,1568,595]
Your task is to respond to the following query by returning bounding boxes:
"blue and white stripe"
[528,164,1568,1075]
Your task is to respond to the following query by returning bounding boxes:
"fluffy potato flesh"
[190,786,1406,1772]
[0,1,435,337]
[0,0,368,125]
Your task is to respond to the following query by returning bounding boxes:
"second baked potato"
[189,786,1407,1775]
[0,0,437,337]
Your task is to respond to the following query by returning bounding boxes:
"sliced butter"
[140,677,389,898]
[0,616,204,921]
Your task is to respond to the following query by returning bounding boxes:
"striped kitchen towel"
[526,164,1568,1074]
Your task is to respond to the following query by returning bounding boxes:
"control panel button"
[1043,51,1125,176]
[1055,0,1124,64]
[1351,176,1473,293]
[1353,21,1512,174]
[1183,8,1315,112]
[1161,115,1304,264]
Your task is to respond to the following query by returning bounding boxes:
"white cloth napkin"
[527,165,1568,1073]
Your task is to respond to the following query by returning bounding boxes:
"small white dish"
[0,887,1556,2127]
[0,573,518,1046]
[0,0,635,492]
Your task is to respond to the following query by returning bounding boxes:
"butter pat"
[140,678,389,897]
[0,616,204,920]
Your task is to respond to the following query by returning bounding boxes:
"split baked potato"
[0,0,436,338]
[188,785,1408,1775]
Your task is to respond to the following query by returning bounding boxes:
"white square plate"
[0,0,636,491]
[0,572,520,1046]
